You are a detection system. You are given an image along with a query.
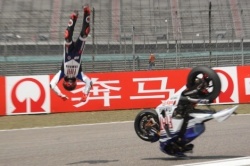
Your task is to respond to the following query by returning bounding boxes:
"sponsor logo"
[66,65,78,68]
[74,56,80,60]
[6,76,50,115]
[68,19,73,27]
[86,16,90,23]
[66,68,77,76]
[215,67,238,103]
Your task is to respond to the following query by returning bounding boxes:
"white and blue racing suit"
[50,9,92,98]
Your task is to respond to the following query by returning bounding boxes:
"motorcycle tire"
[186,66,221,102]
[134,109,160,142]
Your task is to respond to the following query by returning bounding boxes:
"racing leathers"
[158,82,210,157]
[50,6,92,102]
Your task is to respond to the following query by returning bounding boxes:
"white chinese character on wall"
[130,77,175,100]
[71,78,121,107]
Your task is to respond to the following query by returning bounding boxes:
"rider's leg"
[80,5,90,38]
[74,5,91,54]
[159,130,173,154]
[158,114,192,156]
[64,10,78,52]
[76,66,92,95]
[159,130,186,156]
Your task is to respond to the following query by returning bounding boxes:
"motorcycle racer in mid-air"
[50,5,92,102]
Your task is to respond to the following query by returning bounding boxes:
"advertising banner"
[4,75,51,115]
[237,66,250,103]
[50,69,191,113]
[214,66,239,104]
[1,66,249,116]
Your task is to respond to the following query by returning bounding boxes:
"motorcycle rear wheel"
[186,66,221,102]
[134,109,160,142]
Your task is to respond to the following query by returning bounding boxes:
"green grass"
[0,104,249,130]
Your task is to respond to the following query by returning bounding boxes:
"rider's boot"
[173,152,187,158]
[80,5,91,38]
[182,144,194,153]
[170,142,187,158]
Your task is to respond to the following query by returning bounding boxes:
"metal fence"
[1,0,250,75]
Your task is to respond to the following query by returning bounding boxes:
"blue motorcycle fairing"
[159,122,205,152]
[182,123,205,143]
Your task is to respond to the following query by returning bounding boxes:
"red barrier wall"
[237,66,250,103]
[50,69,190,113]
[1,66,249,116]
[0,77,6,116]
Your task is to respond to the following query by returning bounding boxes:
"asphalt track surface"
[0,115,250,166]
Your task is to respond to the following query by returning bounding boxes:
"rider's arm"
[50,70,68,100]
[82,75,92,95]
[78,72,92,102]
[181,79,210,104]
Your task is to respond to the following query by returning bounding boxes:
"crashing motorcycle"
[134,66,238,157]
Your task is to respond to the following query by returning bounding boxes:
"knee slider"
[65,28,73,42]
[80,26,90,38]
[64,29,69,39]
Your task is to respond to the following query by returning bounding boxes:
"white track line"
[174,156,250,166]
[0,121,133,132]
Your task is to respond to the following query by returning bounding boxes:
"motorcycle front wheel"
[134,109,160,142]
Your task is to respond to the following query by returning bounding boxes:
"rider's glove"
[60,94,69,101]
[80,93,88,102]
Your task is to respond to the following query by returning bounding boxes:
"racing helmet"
[63,76,77,91]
